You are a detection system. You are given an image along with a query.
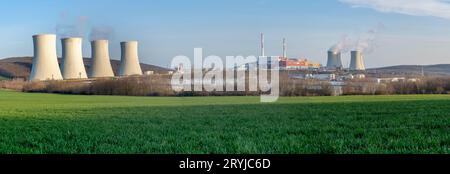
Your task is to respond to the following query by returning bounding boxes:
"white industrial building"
[349,50,366,71]
[29,34,144,81]
[326,51,343,69]
[61,37,88,79]
[119,41,143,76]
[29,34,63,81]
[90,40,115,78]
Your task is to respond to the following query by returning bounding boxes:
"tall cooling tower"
[327,51,343,69]
[119,41,143,76]
[350,51,366,71]
[61,38,88,79]
[29,34,63,81]
[90,40,115,78]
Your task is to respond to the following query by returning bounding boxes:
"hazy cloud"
[339,0,450,20]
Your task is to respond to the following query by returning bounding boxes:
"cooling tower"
[61,38,88,79]
[90,40,115,78]
[119,41,143,76]
[350,51,366,71]
[327,51,343,69]
[29,34,63,81]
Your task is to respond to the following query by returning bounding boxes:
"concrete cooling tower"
[327,51,343,69]
[61,38,88,79]
[90,40,115,78]
[29,34,63,81]
[119,41,143,76]
[350,51,366,71]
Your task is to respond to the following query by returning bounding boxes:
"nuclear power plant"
[90,40,115,78]
[119,41,143,76]
[30,34,63,81]
[61,37,88,79]
[29,34,143,81]
[327,51,343,69]
[349,50,366,71]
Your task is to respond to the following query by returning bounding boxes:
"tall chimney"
[90,40,115,78]
[119,41,143,76]
[260,33,265,57]
[283,38,287,58]
[350,50,366,71]
[29,34,63,81]
[61,37,87,79]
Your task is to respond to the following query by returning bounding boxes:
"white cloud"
[339,0,450,20]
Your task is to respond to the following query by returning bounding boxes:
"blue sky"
[1,0,450,68]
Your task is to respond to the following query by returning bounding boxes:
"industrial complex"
[28,32,374,88]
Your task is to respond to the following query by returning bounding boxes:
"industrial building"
[349,50,366,71]
[61,37,88,79]
[259,35,321,70]
[326,51,343,69]
[119,41,143,76]
[279,58,321,70]
[29,34,143,81]
[29,34,63,81]
[90,40,115,78]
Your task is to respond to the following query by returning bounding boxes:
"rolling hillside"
[368,64,450,76]
[0,57,172,79]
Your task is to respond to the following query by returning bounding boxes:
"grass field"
[0,90,449,154]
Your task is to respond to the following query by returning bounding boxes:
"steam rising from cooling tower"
[90,40,115,78]
[30,34,63,81]
[329,35,353,54]
[327,24,384,69]
[350,50,366,71]
[355,23,384,53]
[119,41,143,76]
[61,38,88,79]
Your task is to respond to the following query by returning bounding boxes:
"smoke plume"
[55,12,115,41]
[355,23,385,53]
[329,35,354,53]
[55,13,89,38]
[329,23,385,54]
[89,26,115,41]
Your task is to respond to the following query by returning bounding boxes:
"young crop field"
[0,90,449,154]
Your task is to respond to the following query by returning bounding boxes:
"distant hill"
[368,64,450,76]
[0,57,172,79]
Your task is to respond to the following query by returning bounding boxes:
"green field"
[0,90,449,154]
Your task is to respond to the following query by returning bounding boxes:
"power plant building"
[29,34,63,81]
[119,41,143,76]
[90,40,115,78]
[61,37,88,79]
[349,50,366,71]
[327,51,343,69]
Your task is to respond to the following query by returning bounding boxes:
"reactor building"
[119,41,143,76]
[326,51,343,69]
[29,34,63,81]
[90,40,115,78]
[61,37,88,79]
[349,50,366,71]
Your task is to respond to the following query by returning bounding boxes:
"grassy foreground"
[0,90,449,154]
